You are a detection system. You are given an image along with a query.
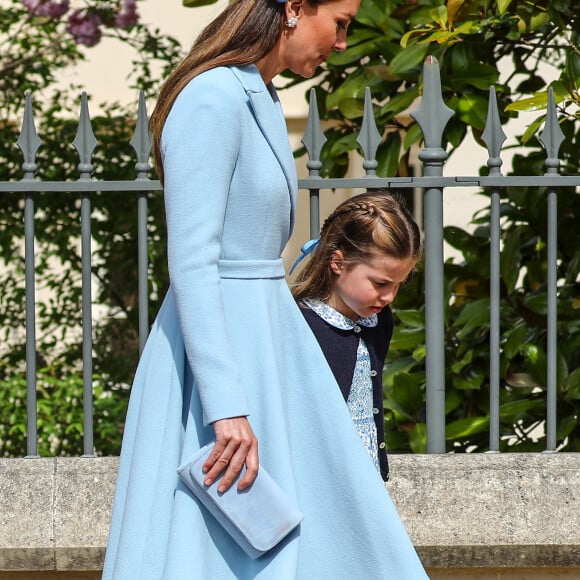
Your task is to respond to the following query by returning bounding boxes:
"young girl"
[292,191,422,482]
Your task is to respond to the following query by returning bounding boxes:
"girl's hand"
[204,416,259,493]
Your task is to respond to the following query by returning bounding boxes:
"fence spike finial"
[356,87,381,175]
[410,56,454,150]
[131,91,152,180]
[539,87,565,175]
[72,92,98,180]
[481,86,507,176]
[301,88,327,176]
[17,92,42,181]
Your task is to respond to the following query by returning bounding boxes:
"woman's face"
[282,0,360,78]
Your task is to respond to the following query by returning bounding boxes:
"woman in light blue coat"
[103,0,429,577]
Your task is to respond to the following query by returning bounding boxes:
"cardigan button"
[379,442,386,449]
[370,370,378,377]
[372,407,380,414]
[353,325,361,334]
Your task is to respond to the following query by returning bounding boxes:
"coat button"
[370,370,377,377]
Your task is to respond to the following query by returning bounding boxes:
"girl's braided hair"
[291,191,422,302]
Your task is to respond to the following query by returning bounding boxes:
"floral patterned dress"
[303,298,380,473]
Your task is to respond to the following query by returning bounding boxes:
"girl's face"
[327,251,417,321]
[281,0,360,78]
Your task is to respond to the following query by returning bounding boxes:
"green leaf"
[505,93,549,112]
[328,39,381,67]
[499,399,542,419]
[445,389,463,414]
[452,371,484,390]
[383,358,420,386]
[429,5,448,28]
[497,0,514,15]
[403,122,424,150]
[565,51,580,91]
[395,309,425,328]
[326,73,367,111]
[444,226,473,251]
[376,132,402,177]
[557,413,578,440]
[391,372,425,415]
[355,0,390,30]
[455,93,489,131]
[521,116,545,144]
[448,44,500,90]
[338,97,365,119]
[390,327,425,350]
[563,368,580,400]
[451,348,473,374]
[409,423,427,453]
[453,298,490,335]
[503,323,529,361]
[446,0,464,27]
[521,293,547,315]
[500,229,521,293]
[378,87,420,119]
[400,28,433,49]
[503,81,571,114]
[388,43,430,76]
[446,416,489,439]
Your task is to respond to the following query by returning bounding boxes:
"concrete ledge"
[0,454,579,571]
[387,453,580,568]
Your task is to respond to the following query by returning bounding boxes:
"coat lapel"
[231,66,298,231]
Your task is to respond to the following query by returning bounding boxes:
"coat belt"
[218,258,285,279]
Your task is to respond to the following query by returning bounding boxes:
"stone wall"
[1,454,579,577]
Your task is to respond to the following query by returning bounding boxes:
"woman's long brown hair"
[149,0,285,184]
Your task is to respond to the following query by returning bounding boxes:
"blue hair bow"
[289,238,320,275]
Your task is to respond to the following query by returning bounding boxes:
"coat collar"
[230,65,298,232]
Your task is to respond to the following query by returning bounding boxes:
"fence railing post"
[481,86,507,452]
[302,89,327,237]
[539,87,565,452]
[131,90,152,355]
[411,56,454,453]
[73,92,98,457]
[17,92,41,458]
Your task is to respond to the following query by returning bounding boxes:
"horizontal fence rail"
[1,57,578,457]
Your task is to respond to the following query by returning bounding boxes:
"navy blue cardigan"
[299,304,393,481]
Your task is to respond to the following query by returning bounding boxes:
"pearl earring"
[286,15,299,28]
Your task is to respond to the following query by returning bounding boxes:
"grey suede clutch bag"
[177,443,303,559]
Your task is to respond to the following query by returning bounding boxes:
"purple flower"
[22,0,70,18]
[66,9,102,47]
[115,0,139,29]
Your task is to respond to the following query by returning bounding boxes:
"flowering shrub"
[0,0,183,456]
[22,0,69,18]
[65,8,102,46]
[21,0,139,46]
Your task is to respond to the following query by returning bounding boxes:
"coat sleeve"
[161,70,251,426]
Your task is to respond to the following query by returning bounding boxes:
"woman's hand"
[203,416,259,493]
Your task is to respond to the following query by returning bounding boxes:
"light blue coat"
[103,65,428,579]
